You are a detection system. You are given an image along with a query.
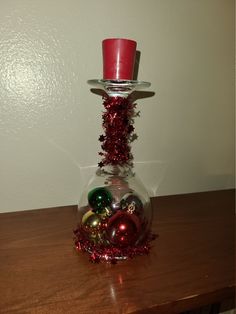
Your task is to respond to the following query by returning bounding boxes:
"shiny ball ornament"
[88,187,113,214]
[107,211,141,247]
[82,210,102,233]
[120,193,144,215]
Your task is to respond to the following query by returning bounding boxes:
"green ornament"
[88,187,112,213]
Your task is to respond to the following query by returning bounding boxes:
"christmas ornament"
[74,38,154,263]
[88,187,112,214]
[82,210,101,231]
[107,211,141,246]
[120,193,144,216]
[81,210,102,241]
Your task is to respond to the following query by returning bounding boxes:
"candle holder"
[74,39,154,263]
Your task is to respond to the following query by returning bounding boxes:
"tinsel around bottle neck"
[98,95,136,169]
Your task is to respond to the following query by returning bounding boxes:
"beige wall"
[0,0,234,212]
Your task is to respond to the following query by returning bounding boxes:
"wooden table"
[0,190,235,314]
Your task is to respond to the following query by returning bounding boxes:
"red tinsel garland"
[74,226,156,263]
[98,96,135,168]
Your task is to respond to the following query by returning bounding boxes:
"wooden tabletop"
[0,189,235,314]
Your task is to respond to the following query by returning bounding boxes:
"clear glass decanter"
[74,39,153,263]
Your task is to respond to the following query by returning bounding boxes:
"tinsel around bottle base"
[74,226,156,263]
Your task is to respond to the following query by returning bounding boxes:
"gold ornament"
[81,210,106,244]
[82,210,101,233]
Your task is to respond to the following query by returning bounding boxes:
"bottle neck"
[102,80,136,97]
[98,95,135,169]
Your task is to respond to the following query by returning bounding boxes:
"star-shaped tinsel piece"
[99,135,105,142]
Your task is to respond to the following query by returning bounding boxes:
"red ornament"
[107,212,141,247]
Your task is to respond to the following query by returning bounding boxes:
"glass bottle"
[74,39,153,263]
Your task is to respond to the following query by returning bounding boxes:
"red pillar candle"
[102,38,137,80]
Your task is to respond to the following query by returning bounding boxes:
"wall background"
[0,0,234,213]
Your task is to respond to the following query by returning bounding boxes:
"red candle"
[102,38,137,80]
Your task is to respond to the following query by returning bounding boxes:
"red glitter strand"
[73,226,156,263]
[98,96,136,167]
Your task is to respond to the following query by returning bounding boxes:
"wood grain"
[0,190,235,314]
